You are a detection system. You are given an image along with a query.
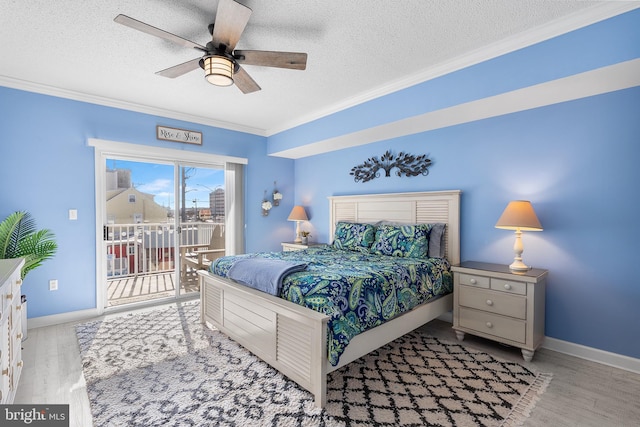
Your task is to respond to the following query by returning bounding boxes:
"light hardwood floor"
[14,305,640,427]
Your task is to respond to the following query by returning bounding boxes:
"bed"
[198,190,461,407]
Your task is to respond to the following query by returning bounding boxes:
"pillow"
[370,223,431,258]
[332,222,376,253]
[375,221,447,258]
[427,223,447,258]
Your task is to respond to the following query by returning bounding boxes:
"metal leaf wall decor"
[350,150,432,183]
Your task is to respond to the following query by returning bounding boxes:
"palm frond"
[0,211,57,279]
[0,211,30,258]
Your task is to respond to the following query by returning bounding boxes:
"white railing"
[104,222,224,278]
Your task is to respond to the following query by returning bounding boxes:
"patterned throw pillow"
[332,222,376,253]
[370,224,432,258]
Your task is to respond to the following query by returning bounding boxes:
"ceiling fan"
[114,0,307,94]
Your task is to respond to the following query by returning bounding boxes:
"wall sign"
[350,150,432,183]
[156,125,202,145]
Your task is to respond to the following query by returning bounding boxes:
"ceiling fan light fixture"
[204,55,234,86]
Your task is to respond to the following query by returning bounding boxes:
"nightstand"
[281,242,324,251]
[451,261,547,362]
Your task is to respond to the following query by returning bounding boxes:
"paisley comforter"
[210,245,452,366]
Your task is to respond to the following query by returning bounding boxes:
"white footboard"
[199,270,453,407]
[199,270,330,407]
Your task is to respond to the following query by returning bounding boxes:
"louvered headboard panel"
[329,190,461,265]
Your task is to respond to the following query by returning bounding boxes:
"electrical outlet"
[49,279,58,291]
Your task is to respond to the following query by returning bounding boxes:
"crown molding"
[265,2,640,136]
[271,58,640,159]
[1,3,636,139]
[0,75,267,137]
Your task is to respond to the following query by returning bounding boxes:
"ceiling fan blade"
[211,0,252,52]
[234,50,307,70]
[233,66,261,94]
[114,14,207,52]
[156,58,202,78]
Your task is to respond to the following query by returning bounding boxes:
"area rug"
[76,302,551,427]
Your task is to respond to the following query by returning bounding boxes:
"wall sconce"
[287,205,308,243]
[261,191,272,216]
[272,181,282,206]
[495,200,543,272]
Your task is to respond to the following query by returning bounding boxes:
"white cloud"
[137,179,172,193]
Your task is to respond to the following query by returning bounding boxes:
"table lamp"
[495,200,543,272]
[287,205,308,243]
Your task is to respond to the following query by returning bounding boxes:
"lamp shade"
[287,205,308,222]
[495,200,543,231]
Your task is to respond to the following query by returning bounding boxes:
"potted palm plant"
[0,211,57,340]
[0,211,57,278]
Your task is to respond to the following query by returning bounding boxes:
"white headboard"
[328,190,461,265]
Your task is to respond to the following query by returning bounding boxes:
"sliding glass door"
[102,158,224,309]
[176,164,226,296]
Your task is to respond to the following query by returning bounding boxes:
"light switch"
[69,209,78,220]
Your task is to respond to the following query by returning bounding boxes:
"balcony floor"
[107,270,199,307]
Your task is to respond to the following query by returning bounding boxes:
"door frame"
[89,138,247,314]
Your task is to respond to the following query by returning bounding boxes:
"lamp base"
[294,220,302,243]
[509,259,530,272]
[509,229,530,272]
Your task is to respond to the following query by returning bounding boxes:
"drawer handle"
[16,333,23,340]
[6,293,13,300]
[486,299,493,306]
[17,361,23,368]
[1,368,8,376]
[486,322,493,329]
[16,305,22,310]
[504,283,512,290]
[16,279,22,286]
[470,278,477,285]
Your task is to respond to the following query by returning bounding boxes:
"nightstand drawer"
[458,307,526,343]
[490,278,526,295]
[459,273,490,288]
[458,285,526,319]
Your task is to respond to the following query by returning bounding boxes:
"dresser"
[452,261,547,362]
[0,258,24,403]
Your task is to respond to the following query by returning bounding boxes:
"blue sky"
[107,158,224,209]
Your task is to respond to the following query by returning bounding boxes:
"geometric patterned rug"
[76,301,551,427]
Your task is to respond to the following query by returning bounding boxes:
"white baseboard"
[27,308,101,330]
[436,314,639,374]
[26,295,200,330]
[542,336,640,375]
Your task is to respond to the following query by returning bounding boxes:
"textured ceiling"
[0,0,629,135]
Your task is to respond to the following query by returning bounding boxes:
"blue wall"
[0,87,294,318]
[293,88,640,359]
[279,10,640,359]
[269,10,640,155]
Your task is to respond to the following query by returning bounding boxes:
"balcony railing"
[104,221,224,278]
